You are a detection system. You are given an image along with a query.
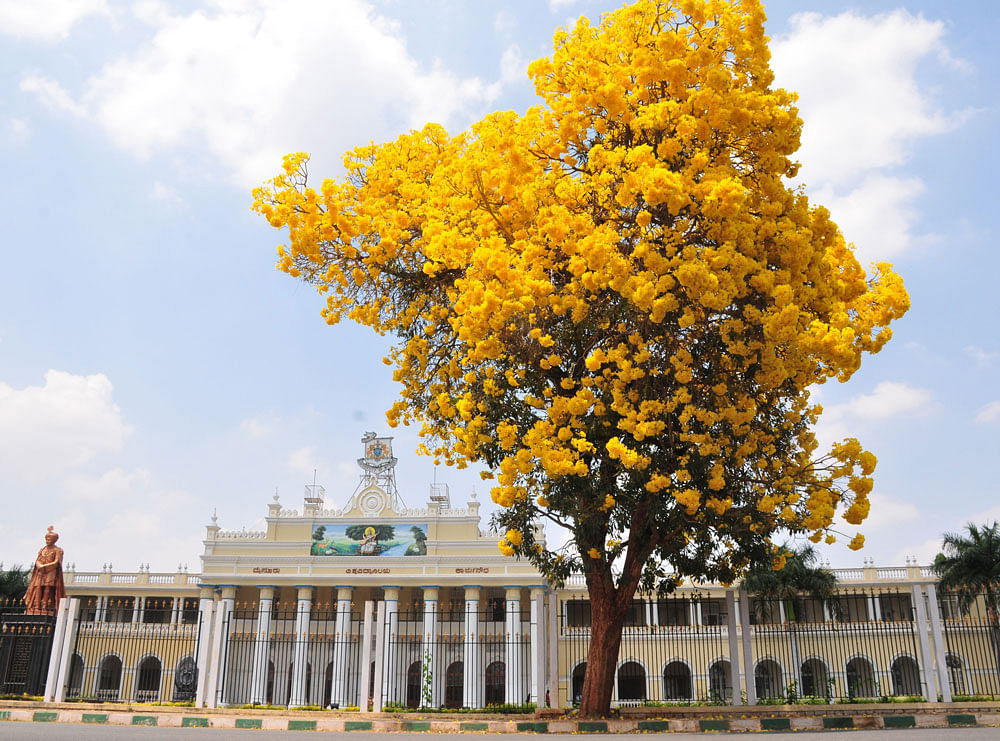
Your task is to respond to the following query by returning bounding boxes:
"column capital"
[383,587,400,601]
[257,586,276,601]
[220,586,237,600]
[422,586,439,601]
[464,586,481,600]
[198,586,214,600]
[336,586,353,602]
[296,585,313,602]
[505,585,522,599]
[529,586,547,598]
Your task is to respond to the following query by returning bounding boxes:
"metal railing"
[937,586,1000,699]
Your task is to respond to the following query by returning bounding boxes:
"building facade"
[37,435,1000,708]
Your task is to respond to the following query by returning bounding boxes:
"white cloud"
[0,370,131,481]
[0,0,110,41]
[149,180,182,204]
[287,446,318,477]
[5,116,30,144]
[840,381,931,421]
[549,0,582,10]
[854,492,919,532]
[809,175,924,265]
[974,401,1000,424]
[494,10,515,34]
[965,345,998,369]
[19,75,86,117]
[239,416,270,438]
[891,536,941,567]
[21,0,519,187]
[771,10,965,264]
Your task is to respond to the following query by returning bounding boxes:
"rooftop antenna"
[304,468,325,505]
[429,462,450,508]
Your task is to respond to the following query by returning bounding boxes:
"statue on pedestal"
[24,526,65,616]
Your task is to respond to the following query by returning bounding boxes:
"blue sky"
[0,0,997,573]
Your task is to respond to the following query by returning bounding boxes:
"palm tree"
[0,563,30,602]
[741,545,838,700]
[932,522,1000,678]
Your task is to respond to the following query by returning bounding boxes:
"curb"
[2,707,1000,732]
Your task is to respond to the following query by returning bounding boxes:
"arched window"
[617,661,646,701]
[135,656,162,702]
[67,654,85,700]
[97,655,122,702]
[946,654,966,696]
[754,659,782,700]
[485,661,505,706]
[324,662,333,708]
[571,662,587,705]
[172,656,197,702]
[708,660,732,701]
[846,657,876,699]
[891,656,920,697]
[800,659,829,698]
[661,661,691,701]
[445,661,463,708]
[406,661,422,708]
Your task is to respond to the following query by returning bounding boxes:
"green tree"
[933,522,1000,675]
[312,525,327,540]
[255,0,907,716]
[0,564,29,601]
[742,545,837,699]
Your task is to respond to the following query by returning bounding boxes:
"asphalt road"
[1,726,998,740]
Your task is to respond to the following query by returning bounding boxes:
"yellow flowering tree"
[254,0,908,716]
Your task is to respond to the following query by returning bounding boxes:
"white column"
[372,601,387,712]
[250,586,275,704]
[725,590,742,704]
[911,584,938,702]
[208,587,236,708]
[329,586,353,708]
[194,588,216,707]
[505,587,522,705]
[132,596,142,624]
[383,587,400,707]
[359,600,375,712]
[289,586,313,707]
[738,589,757,705]
[463,586,480,709]
[925,583,952,703]
[96,595,107,622]
[547,591,560,709]
[422,586,440,708]
[530,586,546,707]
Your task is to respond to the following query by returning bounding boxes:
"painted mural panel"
[310,523,428,556]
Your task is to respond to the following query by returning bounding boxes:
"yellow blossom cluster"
[254,0,906,572]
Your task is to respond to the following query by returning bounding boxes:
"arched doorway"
[406,661,422,708]
[266,660,275,705]
[800,659,829,698]
[662,661,691,701]
[754,659,782,700]
[846,657,876,698]
[485,661,505,706]
[571,662,587,705]
[445,661,463,708]
[947,654,966,696]
[708,660,732,701]
[891,656,920,696]
[617,661,646,702]
[67,654,84,699]
[97,655,122,702]
[324,662,333,708]
[135,656,162,702]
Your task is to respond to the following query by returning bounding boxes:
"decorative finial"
[211,509,218,525]
[273,488,280,503]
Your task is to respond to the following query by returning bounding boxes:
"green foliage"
[0,564,29,601]
[741,544,837,622]
[933,521,1000,613]
[312,526,326,541]
[421,650,434,708]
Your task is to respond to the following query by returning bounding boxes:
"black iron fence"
[0,598,55,697]
[378,602,533,710]
[67,598,202,703]
[558,590,944,706]
[937,587,1000,699]
[217,601,364,708]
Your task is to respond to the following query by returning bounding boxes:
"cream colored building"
[42,434,999,709]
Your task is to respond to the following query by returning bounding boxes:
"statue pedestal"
[0,612,57,697]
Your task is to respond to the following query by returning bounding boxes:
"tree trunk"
[578,590,628,718]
